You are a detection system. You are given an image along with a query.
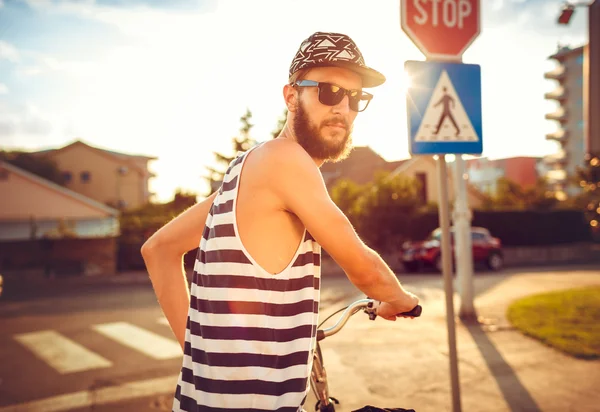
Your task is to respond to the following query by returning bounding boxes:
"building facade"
[34,140,156,210]
[544,45,586,197]
[0,161,120,275]
[465,156,550,195]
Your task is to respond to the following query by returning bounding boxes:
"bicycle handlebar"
[316,299,422,341]
[400,304,422,317]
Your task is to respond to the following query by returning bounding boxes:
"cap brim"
[319,60,386,88]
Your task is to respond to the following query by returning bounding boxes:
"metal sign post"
[406,59,483,412]
[453,154,476,321]
[436,155,461,412]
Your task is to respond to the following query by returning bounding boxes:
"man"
[142,31,420,412]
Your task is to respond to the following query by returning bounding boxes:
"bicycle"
[310,298,422,412]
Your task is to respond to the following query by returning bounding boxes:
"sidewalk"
[307,267,600,412]
[0,270,152,301]
[0,268,356,306]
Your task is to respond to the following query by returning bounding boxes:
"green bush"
[471,209,591,246]
[117,190,198,271]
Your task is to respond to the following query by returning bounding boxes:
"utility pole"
[453,156,476,321]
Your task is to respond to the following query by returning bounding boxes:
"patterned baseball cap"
[289,31,386,88]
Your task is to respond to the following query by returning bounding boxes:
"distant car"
[400,227,503,273]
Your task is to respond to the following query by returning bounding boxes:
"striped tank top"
[173,145,322,412]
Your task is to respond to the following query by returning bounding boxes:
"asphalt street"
[1,265,598,411]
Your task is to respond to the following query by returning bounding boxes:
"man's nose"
[332,94,351,114]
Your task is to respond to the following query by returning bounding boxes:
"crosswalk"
[13,317,181,375]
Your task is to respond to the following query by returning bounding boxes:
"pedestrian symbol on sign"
[433,87,460,136]
[414,70,478,142]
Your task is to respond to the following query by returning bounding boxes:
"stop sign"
[401,0,480,60]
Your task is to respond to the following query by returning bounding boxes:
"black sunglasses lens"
[316,82,371,112]
[317,83,345,106]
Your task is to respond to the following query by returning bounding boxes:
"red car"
[400,227,503,273]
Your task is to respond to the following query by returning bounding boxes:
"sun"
[399,70,413,95]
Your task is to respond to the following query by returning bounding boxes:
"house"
[320,146,408,190]
[389,156,486,208]
[0,161,120,276]
[34,140,157,210]
[320,146,485,208]
[465,156,550,195]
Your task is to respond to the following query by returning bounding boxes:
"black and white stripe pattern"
[173,145,321,411]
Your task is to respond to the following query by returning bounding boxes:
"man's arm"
[141,191,218,350]
[267,141,418,317]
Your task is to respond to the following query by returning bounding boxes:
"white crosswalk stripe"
[92,321,182,360]
[12,321,181,376]
[14,330,113,374]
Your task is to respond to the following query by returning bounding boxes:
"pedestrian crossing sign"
[405,60,483,155]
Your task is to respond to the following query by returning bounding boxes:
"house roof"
[321,146,409,187]
[44,139,157,160]
[465,155,542,163]
[0,160,120,217]
[34,139,157,175]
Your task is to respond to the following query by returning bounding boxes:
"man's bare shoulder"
[252,139,317,173]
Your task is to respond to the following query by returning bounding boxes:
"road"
[0,265,598,411]
[0,271,361,412]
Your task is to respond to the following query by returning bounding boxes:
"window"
[62,171,72,183]
[80,171,91,183]
[415,172,427,204]
[472,232,486,241]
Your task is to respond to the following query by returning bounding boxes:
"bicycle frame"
[310,298,376,411]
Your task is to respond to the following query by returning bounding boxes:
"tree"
[330,178,364,222]
[205,109,257,194]
[118,188,199,270]
[330,171,425,251]
[0,150,66,186]
[271,108,288,139]
[480,177,559,211]
[172,189,198,210]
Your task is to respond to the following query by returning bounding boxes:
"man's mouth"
[325,123,347,130]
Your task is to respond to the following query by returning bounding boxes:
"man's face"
[291,67,362,162]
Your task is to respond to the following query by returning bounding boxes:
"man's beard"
[292,101,353,163]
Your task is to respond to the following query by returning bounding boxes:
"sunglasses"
[293,80,373,112]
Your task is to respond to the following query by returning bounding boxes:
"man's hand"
[377,292,420,321]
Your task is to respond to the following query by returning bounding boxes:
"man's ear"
[283,84,299,113]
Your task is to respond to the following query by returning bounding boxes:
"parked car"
[400,227,503,273]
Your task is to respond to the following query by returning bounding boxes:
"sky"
[0,0,589,202]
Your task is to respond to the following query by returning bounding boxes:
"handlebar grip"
[397,305,422,317]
